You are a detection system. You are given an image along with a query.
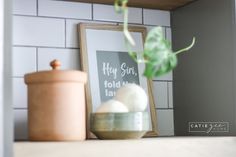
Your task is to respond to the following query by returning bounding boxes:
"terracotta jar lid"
[25,59,87,84]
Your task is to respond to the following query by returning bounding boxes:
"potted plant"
[114,0,195,78]
[90,0,195,139]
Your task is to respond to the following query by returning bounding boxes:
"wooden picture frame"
[79,23,158,138]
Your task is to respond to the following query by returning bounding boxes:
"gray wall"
[172,0,236,135]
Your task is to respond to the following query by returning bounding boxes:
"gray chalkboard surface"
[96,51,140,102]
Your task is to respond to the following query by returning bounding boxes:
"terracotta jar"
[24,60,87,141]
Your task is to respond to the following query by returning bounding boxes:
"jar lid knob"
[50,60,61,70]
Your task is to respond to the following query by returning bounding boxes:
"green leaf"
[143,27,178,78]
[114,0,195,79]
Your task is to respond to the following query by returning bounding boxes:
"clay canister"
[24,60,87,141]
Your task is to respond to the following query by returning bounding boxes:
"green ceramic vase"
[90,112,150,139]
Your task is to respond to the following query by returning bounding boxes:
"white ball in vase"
[95,99,129,113]
[114,83,148,112]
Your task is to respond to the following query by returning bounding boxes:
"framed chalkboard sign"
[79,23,157,138]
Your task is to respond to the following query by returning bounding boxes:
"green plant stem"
[122,3,135,46]
[174,37,196,55]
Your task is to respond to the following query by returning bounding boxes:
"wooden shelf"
[66,0,196,10]
[15,137,236,157]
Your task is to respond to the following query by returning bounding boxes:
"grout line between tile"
[153,80,173,82]
[14,108,28,110]
[167,82,170,108]
[155,108,174,110]
[13,14,92,21]
[36,47,38,72]
[13,45,80,50]
[173,109,175,135]
[91,3,94,20]
[65,19,67,48]
[13,14,143,26]
[36,0,39,16]
[165,27,167,39]
[141,8,144,25]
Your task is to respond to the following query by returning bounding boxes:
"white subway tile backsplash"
[93,4,142,24]
[66,19,114,48]
[66,19,83,48]
[13,47,36,77]
[38,48,80,70]
[38,0,92,20]
[66,19,84,48]
[13,16,65,47]
[156,109,174,136]
[13,0,37,16]
[153,82,168,108]
[12,1,173,140]
[13,78,27,109]
[143,9,170,26]
[168,82,173,108]
[14,110,28,140]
